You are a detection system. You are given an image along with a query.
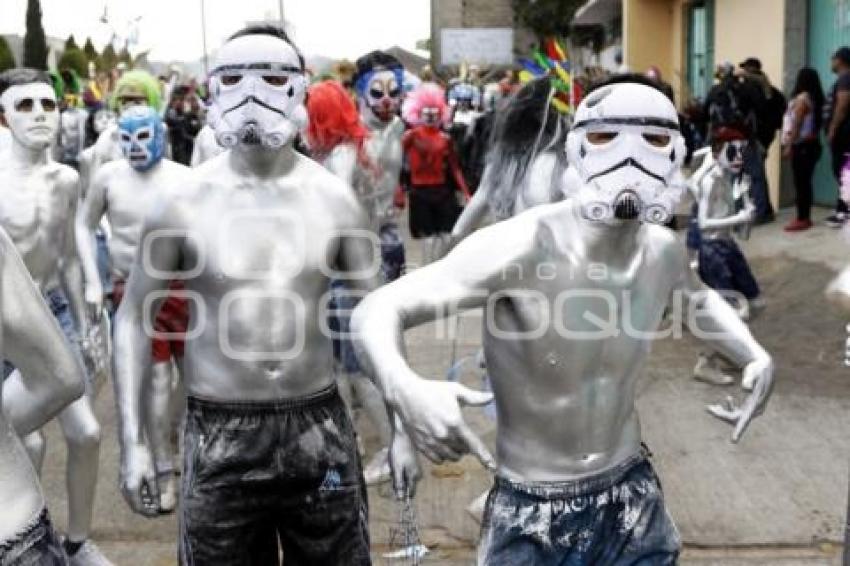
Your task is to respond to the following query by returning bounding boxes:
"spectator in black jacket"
[164,85,202,166]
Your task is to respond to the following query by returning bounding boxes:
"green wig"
[110,70,162,111]
[48,71,64,100]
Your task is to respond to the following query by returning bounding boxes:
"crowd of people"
[2,19,850,566]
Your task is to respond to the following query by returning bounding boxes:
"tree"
[59,48,88,76]
[118,45,133,69]
[0,36,15,72]
[100,43,117,72]
[23,0,49,70]
[65,34,78,51]
[511,0,585,40]
[83,37,98,62]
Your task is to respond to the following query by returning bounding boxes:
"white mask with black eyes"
[716,139,747,176]
[566,82,686,225]
[0,83,59,150]
[206,33,308,149]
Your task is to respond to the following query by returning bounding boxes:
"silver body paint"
[692,158,754,241]
[112,144,383,514]
[0,84,101,543]
[352,197,773,487]
[361,116,404,230]
[0,227,85,542]
[191,124,224,167]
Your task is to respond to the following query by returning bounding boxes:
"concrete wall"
[430,0,536,71]
[623,0,687,102]
[713,0,786,208]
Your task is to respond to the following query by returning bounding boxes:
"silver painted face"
[0,83,59,150]
[421,106,441,127]
[716,140,747,175]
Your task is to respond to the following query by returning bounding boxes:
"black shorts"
[0,509,67,565]
[179,384,370,566]
[408,185,460,238]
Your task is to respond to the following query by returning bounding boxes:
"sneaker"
[67,540,114,566]
[693,355,735,386]
[825,213,847,228]
[784,218,812,232]
[363,447,391,486]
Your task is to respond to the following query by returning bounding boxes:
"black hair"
[791,66,825,131]
[586,72,666,96]
[483,77,568,219]
[352,50,403,90]
[0,68,52,99]
[228,24,305,71]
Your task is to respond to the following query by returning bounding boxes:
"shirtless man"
[352,77,774,564]
[77,105,190,513]
[0,227,85,565]
[113,26,383,564]
[0,68,112,566]
[690,126,763,386]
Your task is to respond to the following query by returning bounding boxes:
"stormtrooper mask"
[118,106,165,171]
[358,68,403,124]
[567,82,686,225]
[207,33,308,149]
[0,82,59,150]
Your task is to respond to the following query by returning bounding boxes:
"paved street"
[34,207,850,565]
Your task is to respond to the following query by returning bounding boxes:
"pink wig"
[402,82,450,127]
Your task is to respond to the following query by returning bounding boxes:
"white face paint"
[716,139,747,175]
[206,33,307,149]
[0,83,59,150]
[567,83,686,225]
[363,69,402,124]
[93,109,117,134]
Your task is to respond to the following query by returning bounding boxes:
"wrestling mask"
[118,105,165,171]
[566,82,686,224]
[207,33,308,149]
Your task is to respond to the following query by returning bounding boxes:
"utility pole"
[200,0,209,75]
[278,0,285,29]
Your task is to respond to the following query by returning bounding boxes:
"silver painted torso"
[362,116,404,228]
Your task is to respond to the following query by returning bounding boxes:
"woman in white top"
[781,67,825,232]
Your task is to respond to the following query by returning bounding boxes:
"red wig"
[306,80,370,159]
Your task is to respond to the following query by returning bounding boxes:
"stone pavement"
[33,208,849,565]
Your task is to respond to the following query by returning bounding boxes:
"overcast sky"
[0,0,431,62]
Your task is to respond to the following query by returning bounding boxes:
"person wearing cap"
[824,46,850,227]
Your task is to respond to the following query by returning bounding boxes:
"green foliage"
[59,48,88,76]
[118,46,133,69]
[0,36,15,72]
[100,43,117,72]
[83,37,98,63]
[512,0,585,39]
[65,34,78,51]
[23,0,49,70]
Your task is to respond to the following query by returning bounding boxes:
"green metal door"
[687,0,715,101]
[808,0,850,204]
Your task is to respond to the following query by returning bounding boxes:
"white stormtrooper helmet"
[567,80,686,224]
[206,29,308,149]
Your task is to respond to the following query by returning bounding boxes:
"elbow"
[58,363,86,405]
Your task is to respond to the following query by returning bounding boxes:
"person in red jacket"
[402,82,470,264]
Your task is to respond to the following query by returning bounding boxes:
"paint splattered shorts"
[0,509,67,565]
[698,238,761,301]
[478,452,681,566]
[179,384,371,566]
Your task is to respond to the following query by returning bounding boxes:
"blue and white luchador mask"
[118,105,165,171]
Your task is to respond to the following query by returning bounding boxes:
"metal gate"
[807,0,850,204]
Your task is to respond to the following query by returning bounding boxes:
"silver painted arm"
[696,174,754,232]
[451,180,490,242]
[76,166,109,319]
[59,172,91,337]
[679,246,773,442]
[0,228,85,435]
[352,221,528,471]
[113,201,183,516]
